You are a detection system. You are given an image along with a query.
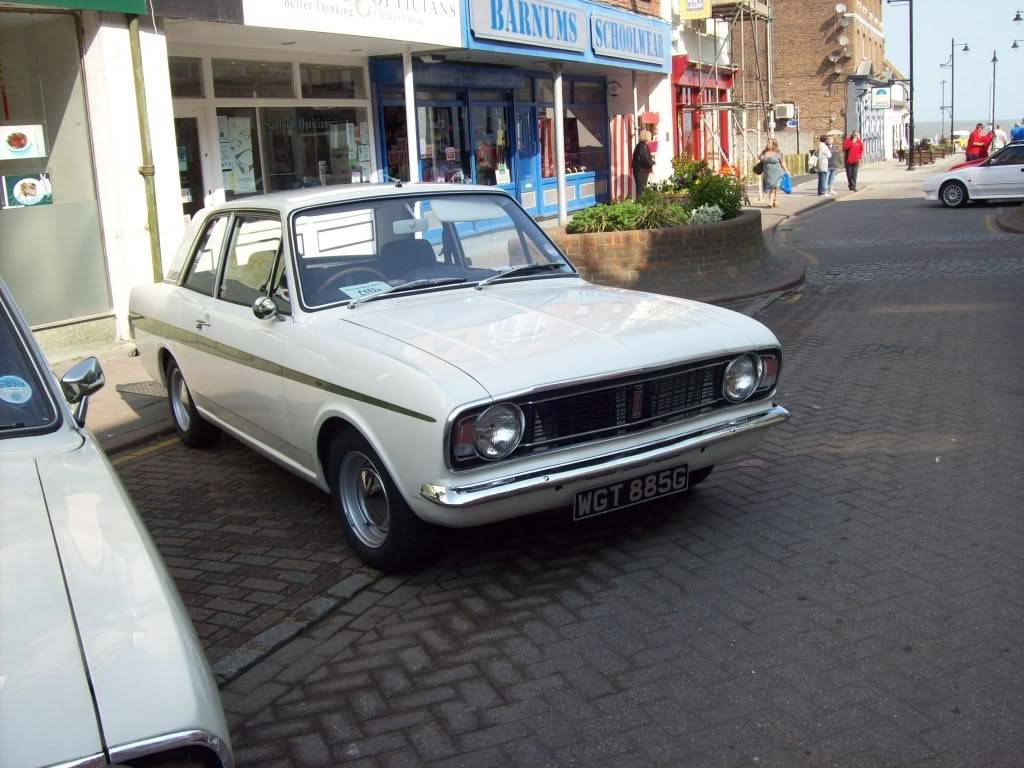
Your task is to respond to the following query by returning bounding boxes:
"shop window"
[538,106,607,178]
[573,82,604,104]
[300,63,365,99]
[262,107,371,190]
[212,59,294,98]
[471,106,510,186]
[169,56,204,98]
[514,82,533,102]
[382,106,410,182]
[472,91,508,102]
[216,107,264,198]
[536,79,554,102]
[417,104,469,183]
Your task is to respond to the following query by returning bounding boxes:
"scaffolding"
[681,0,774,186]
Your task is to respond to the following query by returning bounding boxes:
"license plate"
[573,464,689,521]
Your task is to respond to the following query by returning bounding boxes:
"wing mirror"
[252,296,282,321]
[60,356,105,427]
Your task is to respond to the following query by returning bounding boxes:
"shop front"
[671,55,733,170]
[374,0,671,217]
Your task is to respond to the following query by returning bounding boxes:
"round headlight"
[723,354,760,402]
[473,403,524,460]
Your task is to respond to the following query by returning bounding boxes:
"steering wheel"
[319,266,389,300]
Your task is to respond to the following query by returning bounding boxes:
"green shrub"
[565,194,688,234]
[686,174,742,220]
[670,156,712,190]
[688,203,724,224]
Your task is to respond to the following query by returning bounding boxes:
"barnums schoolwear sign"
[469,0,670,68]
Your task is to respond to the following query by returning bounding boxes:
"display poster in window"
[357,144,371,162]
[178,145,188,172]
[2,173,53,208]
[495,164,511,185]
[0,125,47,161]
[218,116,257,194]
[359,122,369,144]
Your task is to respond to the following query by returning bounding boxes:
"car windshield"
[0,298,59,436]
[290,192,575,310]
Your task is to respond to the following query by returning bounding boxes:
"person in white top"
[992,125,1009,151]
[815,135,832,196]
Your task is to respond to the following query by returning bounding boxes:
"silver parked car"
[0,278,233,768]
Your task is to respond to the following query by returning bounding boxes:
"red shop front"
[672,56,734,169]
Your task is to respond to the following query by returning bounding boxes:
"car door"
[980,146,1024,198]
[199,212,289,453]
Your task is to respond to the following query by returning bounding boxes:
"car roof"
[206,183,512,217]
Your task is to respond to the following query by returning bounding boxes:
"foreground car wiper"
[475,262,566,290]
[347,277,468,309]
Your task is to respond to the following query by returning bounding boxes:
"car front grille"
[517,360,725,455]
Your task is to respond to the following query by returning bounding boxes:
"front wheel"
[165,356,220,448]
[328,433,438,571]
[940,180,969,208]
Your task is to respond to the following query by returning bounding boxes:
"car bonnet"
[340,279,778,397]
[0,456,105,768]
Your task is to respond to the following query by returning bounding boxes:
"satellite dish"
[838,16,850,27]
[841,47,852,58]
[828,53,840,63]
[838,34,849,46]
[833,62,845,74]
[835,3,847,13]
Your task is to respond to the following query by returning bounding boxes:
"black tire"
[165,356,220,448]
[688,465,714,488]
[940,180,969,208]
[328,432,439,571]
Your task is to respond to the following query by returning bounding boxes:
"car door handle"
[195,318,210,330]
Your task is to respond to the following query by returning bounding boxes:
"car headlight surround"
[723,354,761,403]
[472,403,524,460]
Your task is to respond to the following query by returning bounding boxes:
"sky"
[882,0,1024,130]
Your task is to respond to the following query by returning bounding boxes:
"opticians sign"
[469,0,587,52]
[590,13,667,65]
[243,0,462,47]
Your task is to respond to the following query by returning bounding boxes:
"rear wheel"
[940,180,968,208]
[328,432,438,571]
[165,356,220,448]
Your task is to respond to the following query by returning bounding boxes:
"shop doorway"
[514,106,539,215]
[174,105,217,217]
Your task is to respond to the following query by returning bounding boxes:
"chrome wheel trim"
[169,368,192,432]
[338,451,391,549]
[942,183,964,206]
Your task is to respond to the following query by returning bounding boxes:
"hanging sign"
[871,87,891,109]
[680,0,712,20]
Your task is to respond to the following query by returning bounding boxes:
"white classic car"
[921,141,1024,207]
[130,184,788,571]
[0,279,232,768]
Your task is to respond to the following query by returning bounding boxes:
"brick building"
[733,0,888,154]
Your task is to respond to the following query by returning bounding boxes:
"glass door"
[514,106,539,216]
[470,103,513,193]
[174,117,204,218]
[416,96,469,183]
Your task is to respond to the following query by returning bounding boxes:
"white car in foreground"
[922,141,1024,207]
[130,184,789,571]
[0,279,232,768]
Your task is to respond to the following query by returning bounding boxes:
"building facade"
[0,0,671,346]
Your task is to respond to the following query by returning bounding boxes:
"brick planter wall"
[548,209,767,298]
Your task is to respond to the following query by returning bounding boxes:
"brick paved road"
[116,192,1024,765]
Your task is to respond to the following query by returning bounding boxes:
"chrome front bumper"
[419,405,789,509]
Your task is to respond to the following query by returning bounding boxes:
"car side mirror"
[252,295,281,321]
[60,356,105,427]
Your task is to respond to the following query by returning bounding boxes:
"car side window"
[989,147,1024,166]
[183,215,229,295]
[268,252,291,315]
[219,216,283,307]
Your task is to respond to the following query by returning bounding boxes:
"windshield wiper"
[475,262,566,290]
[347,277,468,309]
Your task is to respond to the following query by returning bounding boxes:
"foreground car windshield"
[0,300,59,436]
[292,192,574,310]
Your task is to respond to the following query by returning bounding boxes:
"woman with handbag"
[757,139,788,208]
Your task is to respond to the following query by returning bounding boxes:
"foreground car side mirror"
[60,356,105,427]
[252,295,282,321]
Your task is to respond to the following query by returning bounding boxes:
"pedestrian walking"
[843,131,863,191]
[965,123,992,161]
[815,135,832,196]
[757,139,789,208]
[992,124,1009,151]
[1011,121,1024,143]
[826,135,841,194]
[631,130,654,199]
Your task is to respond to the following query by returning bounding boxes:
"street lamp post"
[939,79,946,141]
[940,40,969,145]
[990,51,997,130]
[886,0,914,167]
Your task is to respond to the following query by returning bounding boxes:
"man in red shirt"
[842,131,864,191]
[965,123,993,161]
